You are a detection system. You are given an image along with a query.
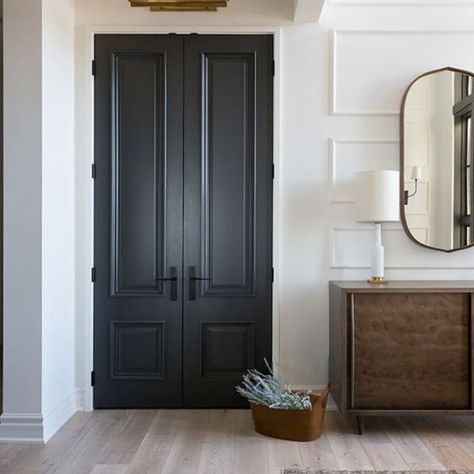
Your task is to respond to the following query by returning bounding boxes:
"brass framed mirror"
[401,66,474,252]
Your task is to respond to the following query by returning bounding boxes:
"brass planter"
[250,385,330,442]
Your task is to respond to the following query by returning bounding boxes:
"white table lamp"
[355,170,400,284]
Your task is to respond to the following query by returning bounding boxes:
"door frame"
[77,26,282,412]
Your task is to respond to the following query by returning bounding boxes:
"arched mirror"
[401,66,474,252]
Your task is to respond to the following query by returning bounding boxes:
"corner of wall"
[42,391,77,443]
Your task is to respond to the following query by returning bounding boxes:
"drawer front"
[350,292,471,410]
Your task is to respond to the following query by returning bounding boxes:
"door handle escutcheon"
[156,267,178,301]
[189,266,210,300]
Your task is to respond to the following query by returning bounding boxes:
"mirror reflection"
[402,68,474,252]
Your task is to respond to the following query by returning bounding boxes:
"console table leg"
[356,416,365,435]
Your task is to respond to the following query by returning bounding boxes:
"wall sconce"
[404,166,422,205]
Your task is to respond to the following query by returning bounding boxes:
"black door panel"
[94,35,184,408]
[183,36,273,407]
[94,34,273,408]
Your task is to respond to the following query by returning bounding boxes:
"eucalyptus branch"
[236,361,312,411]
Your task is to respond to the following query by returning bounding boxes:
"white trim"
[330,225,474,269]
[330,30,474,116]
[328,138,400,204]
[0,413,44,444]
[42,391,77,443]
[75,387,86,412]
[78,26,282,410]
[331,0,474,6]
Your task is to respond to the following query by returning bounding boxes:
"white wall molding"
[75,387,86,412]
[331,226,474,269]
[331,0,474,7]
[328,138,399,203]
[331,30,474,116]
[0,414,44,444]
[42,391,77,443]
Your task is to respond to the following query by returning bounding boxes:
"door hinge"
[272,60,275,77]
[272,164,275,180]
[92,163,96,179]
[91,371,95,387]
[272,268,275,283]
[91,267,96,283]
[92,60,97,76]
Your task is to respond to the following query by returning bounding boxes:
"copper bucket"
[250,385,330,442]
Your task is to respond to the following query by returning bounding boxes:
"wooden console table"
[329,281,474,434]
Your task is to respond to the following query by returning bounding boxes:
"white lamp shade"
[355,170,400,223]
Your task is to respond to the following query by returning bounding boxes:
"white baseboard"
[0,390,78,444]
[43,391,78,442]
[75,387,86,412]
[0,413,44,444]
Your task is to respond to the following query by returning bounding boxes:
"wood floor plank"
[379,416,445,470]
[52,411,129,474]
[3,412,94,474]
[96,410,155,465]
[0,444,29,472]
[402,415,474,470]
[90,465,129,474]
[425,416,474,468]
[358,417,409,471]
[266,436,302,474]
[324,412,374,470]
[232,410,269,474]
[297,429,339,472]
[4,409,474,472]
[127,410,183,474]
[160,410,209,474]
[196,409,238,474]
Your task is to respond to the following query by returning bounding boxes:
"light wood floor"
[2,410,474,474]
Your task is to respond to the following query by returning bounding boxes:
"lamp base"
[368,276,388,284]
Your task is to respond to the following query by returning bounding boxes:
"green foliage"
[236,361,312,411]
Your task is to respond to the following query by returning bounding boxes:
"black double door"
[93,34,273,408]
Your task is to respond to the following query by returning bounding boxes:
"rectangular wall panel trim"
[328,138,400,204]
[330,226,474,269]
[331,30,474,116]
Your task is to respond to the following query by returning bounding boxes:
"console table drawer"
[350,292,471,410]
[329,281,474,431]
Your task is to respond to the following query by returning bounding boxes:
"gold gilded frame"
[130,0,228,12]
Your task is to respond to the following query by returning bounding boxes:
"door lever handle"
[156,267,178,301]
[189,266,211,300]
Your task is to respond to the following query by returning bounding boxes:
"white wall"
[74,0,474,400]
[41,0,76,442]
[76,0,293,27]
[1,0,76,443]
[1,0,43,441]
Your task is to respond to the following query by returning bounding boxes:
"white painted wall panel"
[330,139,399,203]
[332,31,474,115]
